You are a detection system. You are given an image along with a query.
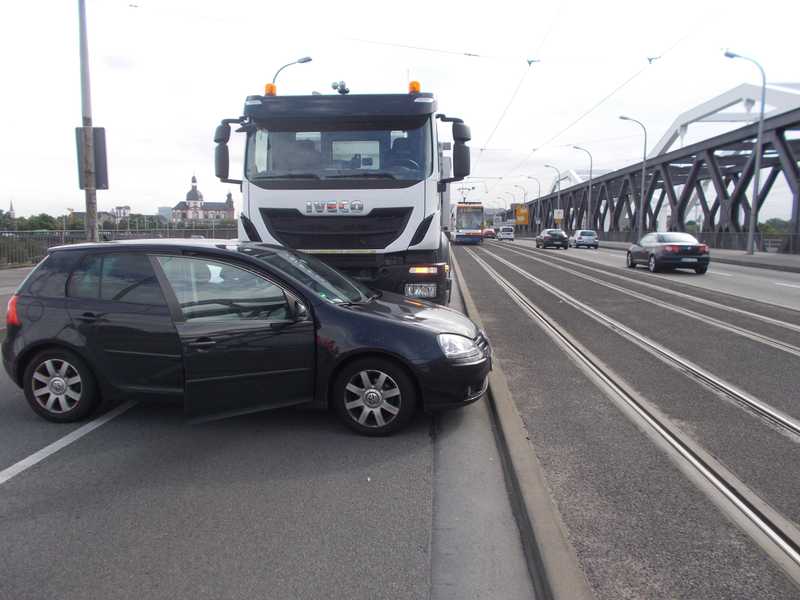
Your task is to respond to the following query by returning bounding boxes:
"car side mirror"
[291,300,308,321]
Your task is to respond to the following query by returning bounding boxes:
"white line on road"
[710,272,734,277]
[0,400,137,486]
[775,282,800,289]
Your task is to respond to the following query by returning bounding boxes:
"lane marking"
[0,400,137,486]
[776,282,800,289]
[710,272,734,277]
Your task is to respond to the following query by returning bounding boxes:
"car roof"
[48,239,285,254]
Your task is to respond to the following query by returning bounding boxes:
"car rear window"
[67,253,166,305]
[22,252,82,298]
[501,227,514,232]
[580,231,596,236]
[657,233,698,243]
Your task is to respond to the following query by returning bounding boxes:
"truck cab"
[213,83,471,305]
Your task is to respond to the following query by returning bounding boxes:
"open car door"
[153,254,314,421]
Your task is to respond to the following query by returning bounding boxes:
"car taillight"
[663,245,679,253]
[699,244,709,254]
[6,295,20,327]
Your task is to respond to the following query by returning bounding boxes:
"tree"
[24,214,59,231]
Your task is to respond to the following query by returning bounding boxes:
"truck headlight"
[437,334,482,361]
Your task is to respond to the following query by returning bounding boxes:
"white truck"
[213,82,471,305]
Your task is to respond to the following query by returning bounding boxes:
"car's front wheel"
[626,251,636,268]
[23,348,98,422]
[332,358,417,436]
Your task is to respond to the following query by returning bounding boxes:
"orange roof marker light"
[264,82,277,96]
[408,80,421,94]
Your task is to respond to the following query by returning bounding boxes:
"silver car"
[569,230,599,249]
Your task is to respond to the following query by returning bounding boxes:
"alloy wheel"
[343,369,401,429]
[649,255,657,273]
[31,359,82,414]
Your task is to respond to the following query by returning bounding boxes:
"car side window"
[67,255,102,299]
[67,253,166,305]
[156,256,289,323]
[639,234,654,245]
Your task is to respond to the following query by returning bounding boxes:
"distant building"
[157,207,172,222]
[8,200,15,220]
[172,176,235,223]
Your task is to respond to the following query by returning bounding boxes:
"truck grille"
[260,208,412,250]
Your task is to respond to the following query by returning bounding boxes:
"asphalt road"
[0,267,533,600]
[455,242,800,599]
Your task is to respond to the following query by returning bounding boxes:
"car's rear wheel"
[23,348,98,422]
[648,254,659,273]
[626,251,636,268]
[695,265,708,274]
[332,358,417,436]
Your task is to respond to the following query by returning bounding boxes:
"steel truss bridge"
[523,108,800,251]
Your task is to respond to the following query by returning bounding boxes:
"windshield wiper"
[325,173,397,179]
[254,173,321,180]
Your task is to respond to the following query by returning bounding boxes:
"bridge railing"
[0,228,237,268]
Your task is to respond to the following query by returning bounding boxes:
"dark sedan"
[3,240,491,436]
[626,232,710,274]
[535,229,569,249]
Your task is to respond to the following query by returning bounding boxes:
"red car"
[483,228,496,239]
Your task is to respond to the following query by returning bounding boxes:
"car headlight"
[437,334,482,361]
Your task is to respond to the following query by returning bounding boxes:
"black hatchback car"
[535,229,569,249]
[626,232,710,274]
[3,240,491,436]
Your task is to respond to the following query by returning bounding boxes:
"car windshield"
[580,230,596,236]
[657,233,699,243]
[240,244,372,304]
[245,116,432,182]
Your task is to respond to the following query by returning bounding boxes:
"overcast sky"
[1,0,797,219]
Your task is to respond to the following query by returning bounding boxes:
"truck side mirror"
[215,144,230,181]
[452,122,471,143]
[452,143,470,180]
[214,123,231,144]
[214,120,242,184]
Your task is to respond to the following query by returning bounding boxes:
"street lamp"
[725,50,766,255]
[619,116,648,237]
[272,56,312,85]
[572,145,593,229]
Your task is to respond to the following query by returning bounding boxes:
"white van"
[497,226,515,241]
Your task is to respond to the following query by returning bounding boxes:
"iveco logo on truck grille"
[306,201,365,214]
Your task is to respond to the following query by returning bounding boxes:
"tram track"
[465,247,800,584]
[490,241,800,335]
[486,242,800,359]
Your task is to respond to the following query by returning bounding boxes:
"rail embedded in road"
[466,248,800,583]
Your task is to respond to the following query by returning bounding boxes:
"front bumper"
[316,254,451,305]
[419,356,492,410]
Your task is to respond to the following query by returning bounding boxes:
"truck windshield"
[246,116,432,182]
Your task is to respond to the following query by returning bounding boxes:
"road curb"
[451,251,594,600]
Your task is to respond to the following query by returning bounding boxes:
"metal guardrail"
[0,228,238,268]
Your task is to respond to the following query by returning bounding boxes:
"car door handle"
[76,312,104,323]
[187,338,216,350]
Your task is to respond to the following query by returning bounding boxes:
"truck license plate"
[405,283,437,298]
